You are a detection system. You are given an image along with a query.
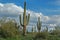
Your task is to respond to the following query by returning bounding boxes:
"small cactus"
[32,26,34,32]
[46,26,48,32]
[19,1,30,36]
[37,17,42,32]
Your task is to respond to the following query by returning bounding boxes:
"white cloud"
[0,3,23,16]
[0,3,4,7]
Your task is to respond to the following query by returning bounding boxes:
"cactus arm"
[20,15,23,26]
[28,14,30,23]
[26,15,27,25]
[26,14,30,25]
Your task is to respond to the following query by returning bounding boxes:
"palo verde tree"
[19,1,30,36]
[37,17,42,32]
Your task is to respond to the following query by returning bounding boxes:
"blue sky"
[0,0,60,16]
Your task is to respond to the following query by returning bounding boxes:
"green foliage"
[50,30,60,35]
[33,32,48,40]
[48,35,60,40]
[0,18,20,38]
[0,34,33,40]
[50,26,60,36]
[0,31,60,40]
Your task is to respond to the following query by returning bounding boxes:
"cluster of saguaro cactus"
[37,17,42,32]
[19,1,30,36]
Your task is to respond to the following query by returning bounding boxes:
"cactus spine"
[37,17,42,32]
[19,1,30,36]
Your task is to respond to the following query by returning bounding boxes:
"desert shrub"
[33,32,49,40]
[0,19,20,38]
[48,35,60,40]
[51,30,60,35]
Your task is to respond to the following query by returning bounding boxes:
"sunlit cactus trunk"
[37,17,42,32]
[19,1,30,36]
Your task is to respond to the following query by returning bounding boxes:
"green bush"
[50,30,60,36]
[0,19,20,38]
[33,32,48,40]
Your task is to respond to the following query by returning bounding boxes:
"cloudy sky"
[0,0,60,31]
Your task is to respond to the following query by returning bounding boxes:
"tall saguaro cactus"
[19,1,30,36]
[37,17,42,32]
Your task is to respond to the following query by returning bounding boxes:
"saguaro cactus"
[19,1,30,36]
[37,17,42,32]
[32,26,34,32]
[46,26,48,32]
